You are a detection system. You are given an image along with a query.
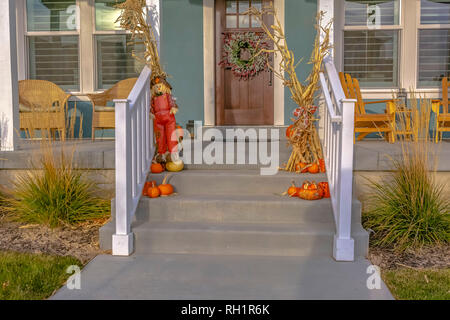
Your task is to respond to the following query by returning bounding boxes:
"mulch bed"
[368,245,450,270]
[0,213,110,264]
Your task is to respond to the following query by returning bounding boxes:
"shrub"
[363,97,450,251]
[7,144,109,227]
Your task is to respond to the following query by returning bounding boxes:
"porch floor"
[1,139,449,171]
[51,253,393,300]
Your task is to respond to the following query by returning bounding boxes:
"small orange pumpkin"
[158,174,174,196]
[142,181,155,196]
[287,181,298,197]
[286,125,294,139]
[147,182,160,198]
[318,182,330,198]
[295,162,308,173]
[318,159,326,173]
[151,162,164,174]
[308,163,320,174]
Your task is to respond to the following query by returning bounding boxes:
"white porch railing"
[112,66,155,256]
[319,57,357,261]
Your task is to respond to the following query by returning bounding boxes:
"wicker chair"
[87,78,138,140]
[18,80,71,141]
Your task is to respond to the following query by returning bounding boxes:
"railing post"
[112,99,134,256]
[333,98,356,261]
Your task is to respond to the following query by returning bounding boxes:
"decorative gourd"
[166,161,184,172]
[318,182,330,198]
[158,174,174,196]
[298,180,323,201]
[286,124,294,139]
[287,181,298,197]
[147,182,160,198]
[318,159,326,173]
[307,163,320,174]
[151,162,164,173]
[295,162,308,173]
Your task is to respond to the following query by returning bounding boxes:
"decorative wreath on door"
[219,32,270,80]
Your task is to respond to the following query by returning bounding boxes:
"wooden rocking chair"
[87,78,138,141]
[18,80,71,141]
[339,73,396,143]
[432,77,450,143]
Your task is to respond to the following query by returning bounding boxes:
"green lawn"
[0,251,81,300]
[383,268,450,300]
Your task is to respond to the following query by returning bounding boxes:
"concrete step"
[101,220,368,257]
[134,194,362,225]
[147,169,327,196]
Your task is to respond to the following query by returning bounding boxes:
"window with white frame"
[418,0,450,87]
[24,0,145,93]
[343,0,450,90]
[343,0,401,88]
[94,0,145,90]
[26,0,80,91]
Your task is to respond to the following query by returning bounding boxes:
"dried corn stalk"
[115,0,166,79]
[249,3,331,171]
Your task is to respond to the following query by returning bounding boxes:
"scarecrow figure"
[150,76,182,165]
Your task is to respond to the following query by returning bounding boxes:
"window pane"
[226,0,237,13]
[28,36,79,91]
[26,0,77,31]
[345,0,400,26]
[96,35,145,90]
[239,0,250,13]
[421,0,450,24]
[95,0,126,31]
[226,15,237,28]
[239,15,250,28]
[344,30,399,87]
[418,29,450,87]
[252,0,262,10]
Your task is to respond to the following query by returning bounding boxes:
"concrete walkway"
[51,253,393,300]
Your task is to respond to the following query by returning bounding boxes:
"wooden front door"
[215,0,274,125]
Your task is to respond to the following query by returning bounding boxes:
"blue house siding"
[284,0,317,124]
[161,0,204,128]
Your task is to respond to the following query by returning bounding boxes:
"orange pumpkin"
[318,182,330,198]
[147,182,160,198]
[319,159,326,173]
[286,125,294,139]
[298,181,323,201]
[308,163,320,174]
[151,162,164,174]
[287,181,298,197]
[295,162,308,173]
[142,181,155,196]
[158,174,174,196]
[176,125,184,141]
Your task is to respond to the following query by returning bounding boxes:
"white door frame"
[202,0,285,126]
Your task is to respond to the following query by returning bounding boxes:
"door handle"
[269,70,273,86]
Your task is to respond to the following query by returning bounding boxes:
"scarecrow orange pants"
[153,111,178,155]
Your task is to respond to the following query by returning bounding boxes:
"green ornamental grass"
[363,98,450,250]
[7,146,109,227]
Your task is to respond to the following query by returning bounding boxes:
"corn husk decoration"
[248,3,332,171]
[115,0,166,79]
